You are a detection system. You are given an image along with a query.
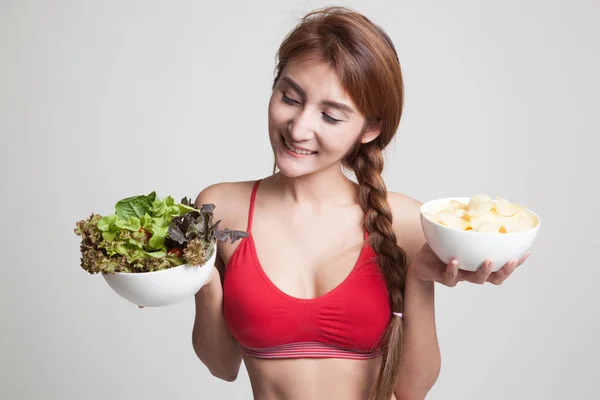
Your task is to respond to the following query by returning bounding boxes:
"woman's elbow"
[395,384,433,400]
[192,341,241,382]
[395,357,441,399]
[209,366,239,382]
[195,349,241,382]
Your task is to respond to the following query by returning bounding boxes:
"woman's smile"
[282,135,317,157]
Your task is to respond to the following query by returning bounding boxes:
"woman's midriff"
[242,354,398,400]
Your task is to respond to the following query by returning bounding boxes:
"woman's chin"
[274,157,315,178]
[274,153,344,179]
[273,150,312,177]
[276,164,310,178]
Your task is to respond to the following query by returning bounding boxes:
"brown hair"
[271,6,407,400]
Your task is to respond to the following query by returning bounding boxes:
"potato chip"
[512,209,538,232]
[477,220,505,233]
[466,194,494,218]
[468,194,493,208]
[466,203,494,218]
[495,198,523,216]
[437,210,471,230]
[501,215,529,233]
[425,195,537,233]
[448,200,468,210]
[469,211,501,231]
[454,208,467,218]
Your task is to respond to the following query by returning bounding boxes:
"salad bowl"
[75,191,246,307]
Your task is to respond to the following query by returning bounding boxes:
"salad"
[74,192,248,274]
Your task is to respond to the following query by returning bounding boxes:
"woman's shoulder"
[194,179,259,229]
[386,191,426,266]
[387,192,421,219]
[194,179,257,205]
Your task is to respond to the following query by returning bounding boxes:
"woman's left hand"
[408,242,531,286]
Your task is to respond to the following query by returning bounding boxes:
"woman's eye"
[280,91,341,125]
[281,93,299,105]
[322,113,341,125]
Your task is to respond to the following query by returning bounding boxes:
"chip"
[448,200,468,210]
[436,209,471,230]
[424,195,537,233]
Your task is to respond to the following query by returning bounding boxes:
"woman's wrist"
[407,261,434,286]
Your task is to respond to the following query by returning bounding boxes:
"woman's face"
[268,56,379,178]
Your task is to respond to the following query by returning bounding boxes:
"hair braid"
[348,143,407,400]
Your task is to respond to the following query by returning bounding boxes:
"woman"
[191,6,529,400]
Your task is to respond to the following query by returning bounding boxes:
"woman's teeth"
[284,137,316,155]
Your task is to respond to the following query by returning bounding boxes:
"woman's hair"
[271,6,407,400]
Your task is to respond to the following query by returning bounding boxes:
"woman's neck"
[269,165,358,208]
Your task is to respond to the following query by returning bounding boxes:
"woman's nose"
[288,109,316,142]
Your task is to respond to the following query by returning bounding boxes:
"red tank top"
[223,180,392,360]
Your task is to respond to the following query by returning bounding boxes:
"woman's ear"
[360,119,382,144]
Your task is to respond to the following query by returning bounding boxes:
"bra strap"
[247,179,261,232]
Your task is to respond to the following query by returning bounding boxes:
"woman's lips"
[281,135,317,158]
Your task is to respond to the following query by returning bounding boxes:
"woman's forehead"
[280,57,354,104]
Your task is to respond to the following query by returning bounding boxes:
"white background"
[1,0,598,399]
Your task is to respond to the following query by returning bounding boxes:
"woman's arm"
[393,268,440,399]
[389,194,441,399]
[192,255,242,381]
[191,185,242,381]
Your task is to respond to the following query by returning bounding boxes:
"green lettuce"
[168,203,249,266]
[75,192,247,274]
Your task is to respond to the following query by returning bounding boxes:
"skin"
[185,57,531,400]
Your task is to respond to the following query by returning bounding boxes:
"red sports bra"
[223,180,392,360]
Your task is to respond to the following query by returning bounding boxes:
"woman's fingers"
[517,252,531,266]
[441,254,528,286]
[488,252,529,285]
[441,260,459,287]
[474,260,493,284]
[488,260,518,285]
[454,260,492,285]
[435,251,531,287]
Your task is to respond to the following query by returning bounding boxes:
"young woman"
[191,7,529,400]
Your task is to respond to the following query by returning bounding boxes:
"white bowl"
[420,197,540,272]
[102,249,216,307]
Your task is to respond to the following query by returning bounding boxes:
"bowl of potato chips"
[420,194,540,272]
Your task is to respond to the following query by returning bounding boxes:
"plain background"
[1,0,598,399]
